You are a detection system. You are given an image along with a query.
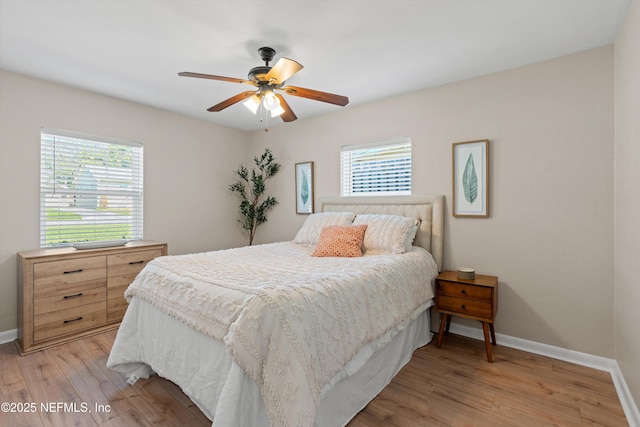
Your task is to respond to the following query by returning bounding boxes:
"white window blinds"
[40,128,143,247]
[341,138,412,196]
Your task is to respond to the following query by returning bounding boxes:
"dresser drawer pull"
[128,260,144,265]
[63,317,83,324]
[461,304,466,310]
[63,269,84,274]
[461,289,467,295]
[63,292,84,299]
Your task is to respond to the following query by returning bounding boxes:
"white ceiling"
[0,0,632,132]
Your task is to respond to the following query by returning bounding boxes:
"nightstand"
[435,270,498,362]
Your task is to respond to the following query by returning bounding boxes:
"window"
[340,137,412,196]
[40,128,143,247]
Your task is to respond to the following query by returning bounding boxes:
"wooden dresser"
[17,241,167,355]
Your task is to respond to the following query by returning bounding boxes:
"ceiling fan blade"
[275,94,297,122]
[179,72,256,86]
[281,85,349,106]
[265,58,303,85]
[207,91,256,112]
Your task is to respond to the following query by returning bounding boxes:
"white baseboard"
[0,328,17,345]
[446,323,639,427]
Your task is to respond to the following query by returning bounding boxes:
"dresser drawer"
[438,280,492,302]
[107,297,128,323]
[106,250,158,323]
[437,295,493,320]
[106,272,136,323]
[107,272,137,301]
[34,301,107,342]
[34,281,106,315]
[33,256,106,289]
[107,249,161,277]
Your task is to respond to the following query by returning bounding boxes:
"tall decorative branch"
[229,148,281,245]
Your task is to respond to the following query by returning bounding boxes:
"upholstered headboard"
[318,194,445,271]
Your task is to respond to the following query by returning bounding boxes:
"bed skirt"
[107,297,433,427]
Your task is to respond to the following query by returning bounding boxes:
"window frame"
[40,128,143,248]
[340,137,412,197]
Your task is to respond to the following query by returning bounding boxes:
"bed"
[107,194,444,427]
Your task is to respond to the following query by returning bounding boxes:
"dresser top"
[18,240,166,260]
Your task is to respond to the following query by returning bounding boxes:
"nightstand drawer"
[437,295,492,320]
[438,280,492,302]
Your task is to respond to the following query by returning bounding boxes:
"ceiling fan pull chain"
[264,105,270,132]
[259,103,269,132]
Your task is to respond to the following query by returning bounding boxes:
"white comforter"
[117,241,437,427]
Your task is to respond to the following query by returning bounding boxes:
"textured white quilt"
[122,241,438,427]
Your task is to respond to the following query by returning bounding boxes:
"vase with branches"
[229,148,281,245]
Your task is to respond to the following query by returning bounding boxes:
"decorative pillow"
[311,224,368,258]
[352,214,419,254]
[293,212,355,246]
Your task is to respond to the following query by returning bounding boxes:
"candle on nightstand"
[456,267,475,280]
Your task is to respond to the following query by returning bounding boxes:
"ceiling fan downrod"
[258,46,276,66]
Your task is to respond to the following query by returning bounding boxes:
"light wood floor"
[0,330,628,426]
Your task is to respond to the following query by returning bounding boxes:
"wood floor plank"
[16,349,97,427]
[492,391,583,425]
[49,340,119,425]
[351,334,627,427]
[0,331,629,426]
[99,409,151,427]
[0,344,45,427]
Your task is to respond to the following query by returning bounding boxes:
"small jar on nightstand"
[434,270,498,362]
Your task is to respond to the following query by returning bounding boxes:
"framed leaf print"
[452,140,489,218]
[295,161,314,214]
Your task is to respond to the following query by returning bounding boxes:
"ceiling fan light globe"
[262,91,280,111]
[243,94,261,114]
[270,105,285,117]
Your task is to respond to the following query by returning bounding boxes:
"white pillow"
[352,214,419,254]
[293,212,355,246]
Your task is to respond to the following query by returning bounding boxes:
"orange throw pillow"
[311,224,368,257]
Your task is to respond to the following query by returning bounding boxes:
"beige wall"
[0,45,622,362]
[615,0,640,407]
[0,71,249,332]
[249,46,615,357]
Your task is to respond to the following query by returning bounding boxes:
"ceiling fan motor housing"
[258,46,276,64]
[249,47,277,82]
[248,66,272,82]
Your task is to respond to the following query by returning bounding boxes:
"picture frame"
[452,139,489,218]
[295,161,314,214]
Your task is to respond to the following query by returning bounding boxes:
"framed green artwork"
[295,161,314,214]
[452,140,489,218]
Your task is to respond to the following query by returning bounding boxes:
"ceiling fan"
[179,47,349,124]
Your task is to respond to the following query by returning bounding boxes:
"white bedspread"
[121,241,437,427]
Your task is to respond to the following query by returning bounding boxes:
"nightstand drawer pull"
[128,260,144,265]
[63,292,84,299]
[63,269,84,274]
[63,316,83,324]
